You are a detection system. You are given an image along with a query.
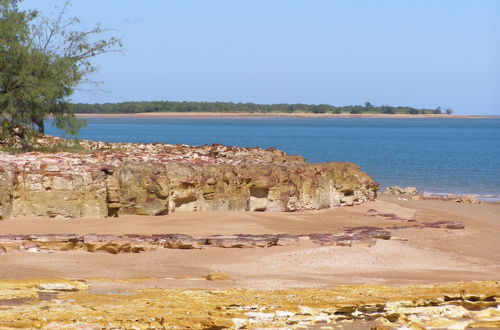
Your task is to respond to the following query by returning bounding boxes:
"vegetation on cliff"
[72,100,452,115]
[0,0,121,147]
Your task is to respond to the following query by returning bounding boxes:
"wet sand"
[75,112,498,119]
[1,196,499,290]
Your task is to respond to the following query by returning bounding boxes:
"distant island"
[72,101,452,115]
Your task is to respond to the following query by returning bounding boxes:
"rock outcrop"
[383,186,418,196]
[0,219,467,254]
[382,186,483,204]
[421,192,482,204]
[0,280,498,329]
[0,136,378,219]
[0,226,396,254]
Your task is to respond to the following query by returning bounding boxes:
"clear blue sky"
[22,0,500,114]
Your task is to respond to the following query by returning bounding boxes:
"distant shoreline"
[75,112,498,119]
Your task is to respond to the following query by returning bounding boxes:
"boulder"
[383,186,418,196]
[205,235,274,248]
[421,193,481,204]
[205,272,231,281]
[154,234,202,249]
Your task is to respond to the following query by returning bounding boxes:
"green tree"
[381,105,395,114]
[445,108,453,115]
[364,102,373,112]
[311,105,326,114]
[0,0,122,147]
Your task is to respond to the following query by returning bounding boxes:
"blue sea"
[46,118,500,199]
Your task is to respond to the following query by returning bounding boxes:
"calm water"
[46,118,500,198]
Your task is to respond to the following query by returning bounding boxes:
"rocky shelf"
[0,221,465,255]
[0,279,498,329]
[0,135,378,219]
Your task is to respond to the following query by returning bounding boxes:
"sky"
[21,0,500,115]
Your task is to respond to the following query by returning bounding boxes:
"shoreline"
[75,112,499,119]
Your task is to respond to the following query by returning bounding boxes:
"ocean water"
[45,118,500,198]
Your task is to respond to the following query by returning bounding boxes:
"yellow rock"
[468,320,500,328]
[408,321,426,330]
[371,325,389,330]
[205,272,231,281]
[427,319,471,329]
[0,280,498,329]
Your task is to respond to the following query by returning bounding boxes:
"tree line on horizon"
[72,101,450,115]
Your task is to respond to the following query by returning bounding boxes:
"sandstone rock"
[387,220,465,231]
[468,321,500,328]
[299,305,316,315]
[205,235,276,248]
[422,221,465,230]
[309,227,391,246]
[454,195,481,204]
[245,311,275,322]
[276,234,300,246]
[0,167,13,221]
[421,193,482,204]
[0,230,398,255]
[383,186,418,196]
[205,272,231,281]
[0,137,378,220]
[231,318,247,329]
[276,311,295,318]
[37,283,80,291]
[155,234,202,249]
[30,234,82,251]
[0,279,498,329]
[371,325,389,330]
[83,235,151,254]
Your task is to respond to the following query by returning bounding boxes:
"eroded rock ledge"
[0,280,498,329]
[0,136,378,219]
[0,221,465,255]
[0,227,392,254]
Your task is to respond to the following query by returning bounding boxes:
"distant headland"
[76,111,497,119]
[72,101,497,118]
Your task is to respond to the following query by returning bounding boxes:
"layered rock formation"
[0,279,498,329]
[0,219,467,254]
[0,136,378,219]
[0,226,394,254]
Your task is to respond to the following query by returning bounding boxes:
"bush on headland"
[72,101,446,115]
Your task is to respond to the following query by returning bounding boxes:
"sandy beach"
[75,112,498,119]
[2,196,498,290]
[2,194,499,328]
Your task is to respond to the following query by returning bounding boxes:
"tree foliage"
[0,0,121,147]
[72,101,442,116]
